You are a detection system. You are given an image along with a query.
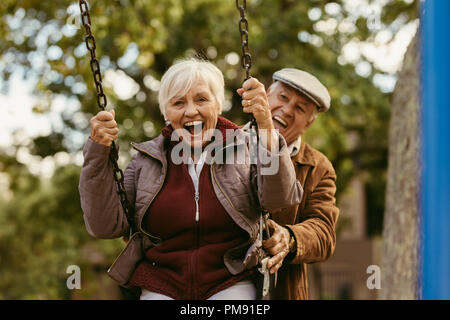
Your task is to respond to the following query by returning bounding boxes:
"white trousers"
[140,280,256,300]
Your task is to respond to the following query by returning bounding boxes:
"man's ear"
[305,117,316,131]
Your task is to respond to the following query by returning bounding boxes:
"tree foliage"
[0,0,418,298]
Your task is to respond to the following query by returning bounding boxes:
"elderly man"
[238,68,339,300]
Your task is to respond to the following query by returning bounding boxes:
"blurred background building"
[308,178,382,300]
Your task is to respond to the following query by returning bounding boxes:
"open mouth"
[184,120,204,135]
[273,116,288,128]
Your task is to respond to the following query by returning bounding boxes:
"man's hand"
[90,109,118,146]
[262,219,291,274]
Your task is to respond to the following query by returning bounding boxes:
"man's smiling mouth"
[273,116,288,128]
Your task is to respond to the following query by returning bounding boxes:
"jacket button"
[152,262,156,266]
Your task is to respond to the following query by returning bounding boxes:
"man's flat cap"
[273,68,331,112]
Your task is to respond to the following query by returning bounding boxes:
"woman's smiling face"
[165,80,221,148]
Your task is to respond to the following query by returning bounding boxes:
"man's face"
[267,81,318,145]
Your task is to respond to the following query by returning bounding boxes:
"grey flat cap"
[273,68,331,112]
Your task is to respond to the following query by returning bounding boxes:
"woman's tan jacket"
[78,126,303,287]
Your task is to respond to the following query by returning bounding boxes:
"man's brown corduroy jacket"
[270,141,339,300]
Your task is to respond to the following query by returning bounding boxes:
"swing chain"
[236,0,252,80]
[79,0,108,110]
[109,145,134,234]
[78,0,135,234]
[236,0,275,299]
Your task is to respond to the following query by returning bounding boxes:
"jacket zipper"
[191,208,200,299]
[189,250,197,299]
[189,163,201,299]
[133,143,201,298]
[194,192,200,222]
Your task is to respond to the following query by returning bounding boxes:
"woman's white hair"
[158,58,225,119]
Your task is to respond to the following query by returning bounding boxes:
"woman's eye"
[280,94,288,100]
[297,105,305,112]
[174,100,184,106]
[197,97,207,102]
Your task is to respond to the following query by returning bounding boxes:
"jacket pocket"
[223,242,249,275]
[107,232,145,286]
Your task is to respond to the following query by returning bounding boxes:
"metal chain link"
[79,0,135,234]
[236,0,257,130]
[236,0,252,81]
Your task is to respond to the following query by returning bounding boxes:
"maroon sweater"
[129,117,253,299]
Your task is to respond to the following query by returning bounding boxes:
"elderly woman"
[79,58,302,300]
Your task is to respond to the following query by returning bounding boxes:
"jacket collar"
[288,136,302,157]
[293,140,317,167]
[130,135,167,163]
